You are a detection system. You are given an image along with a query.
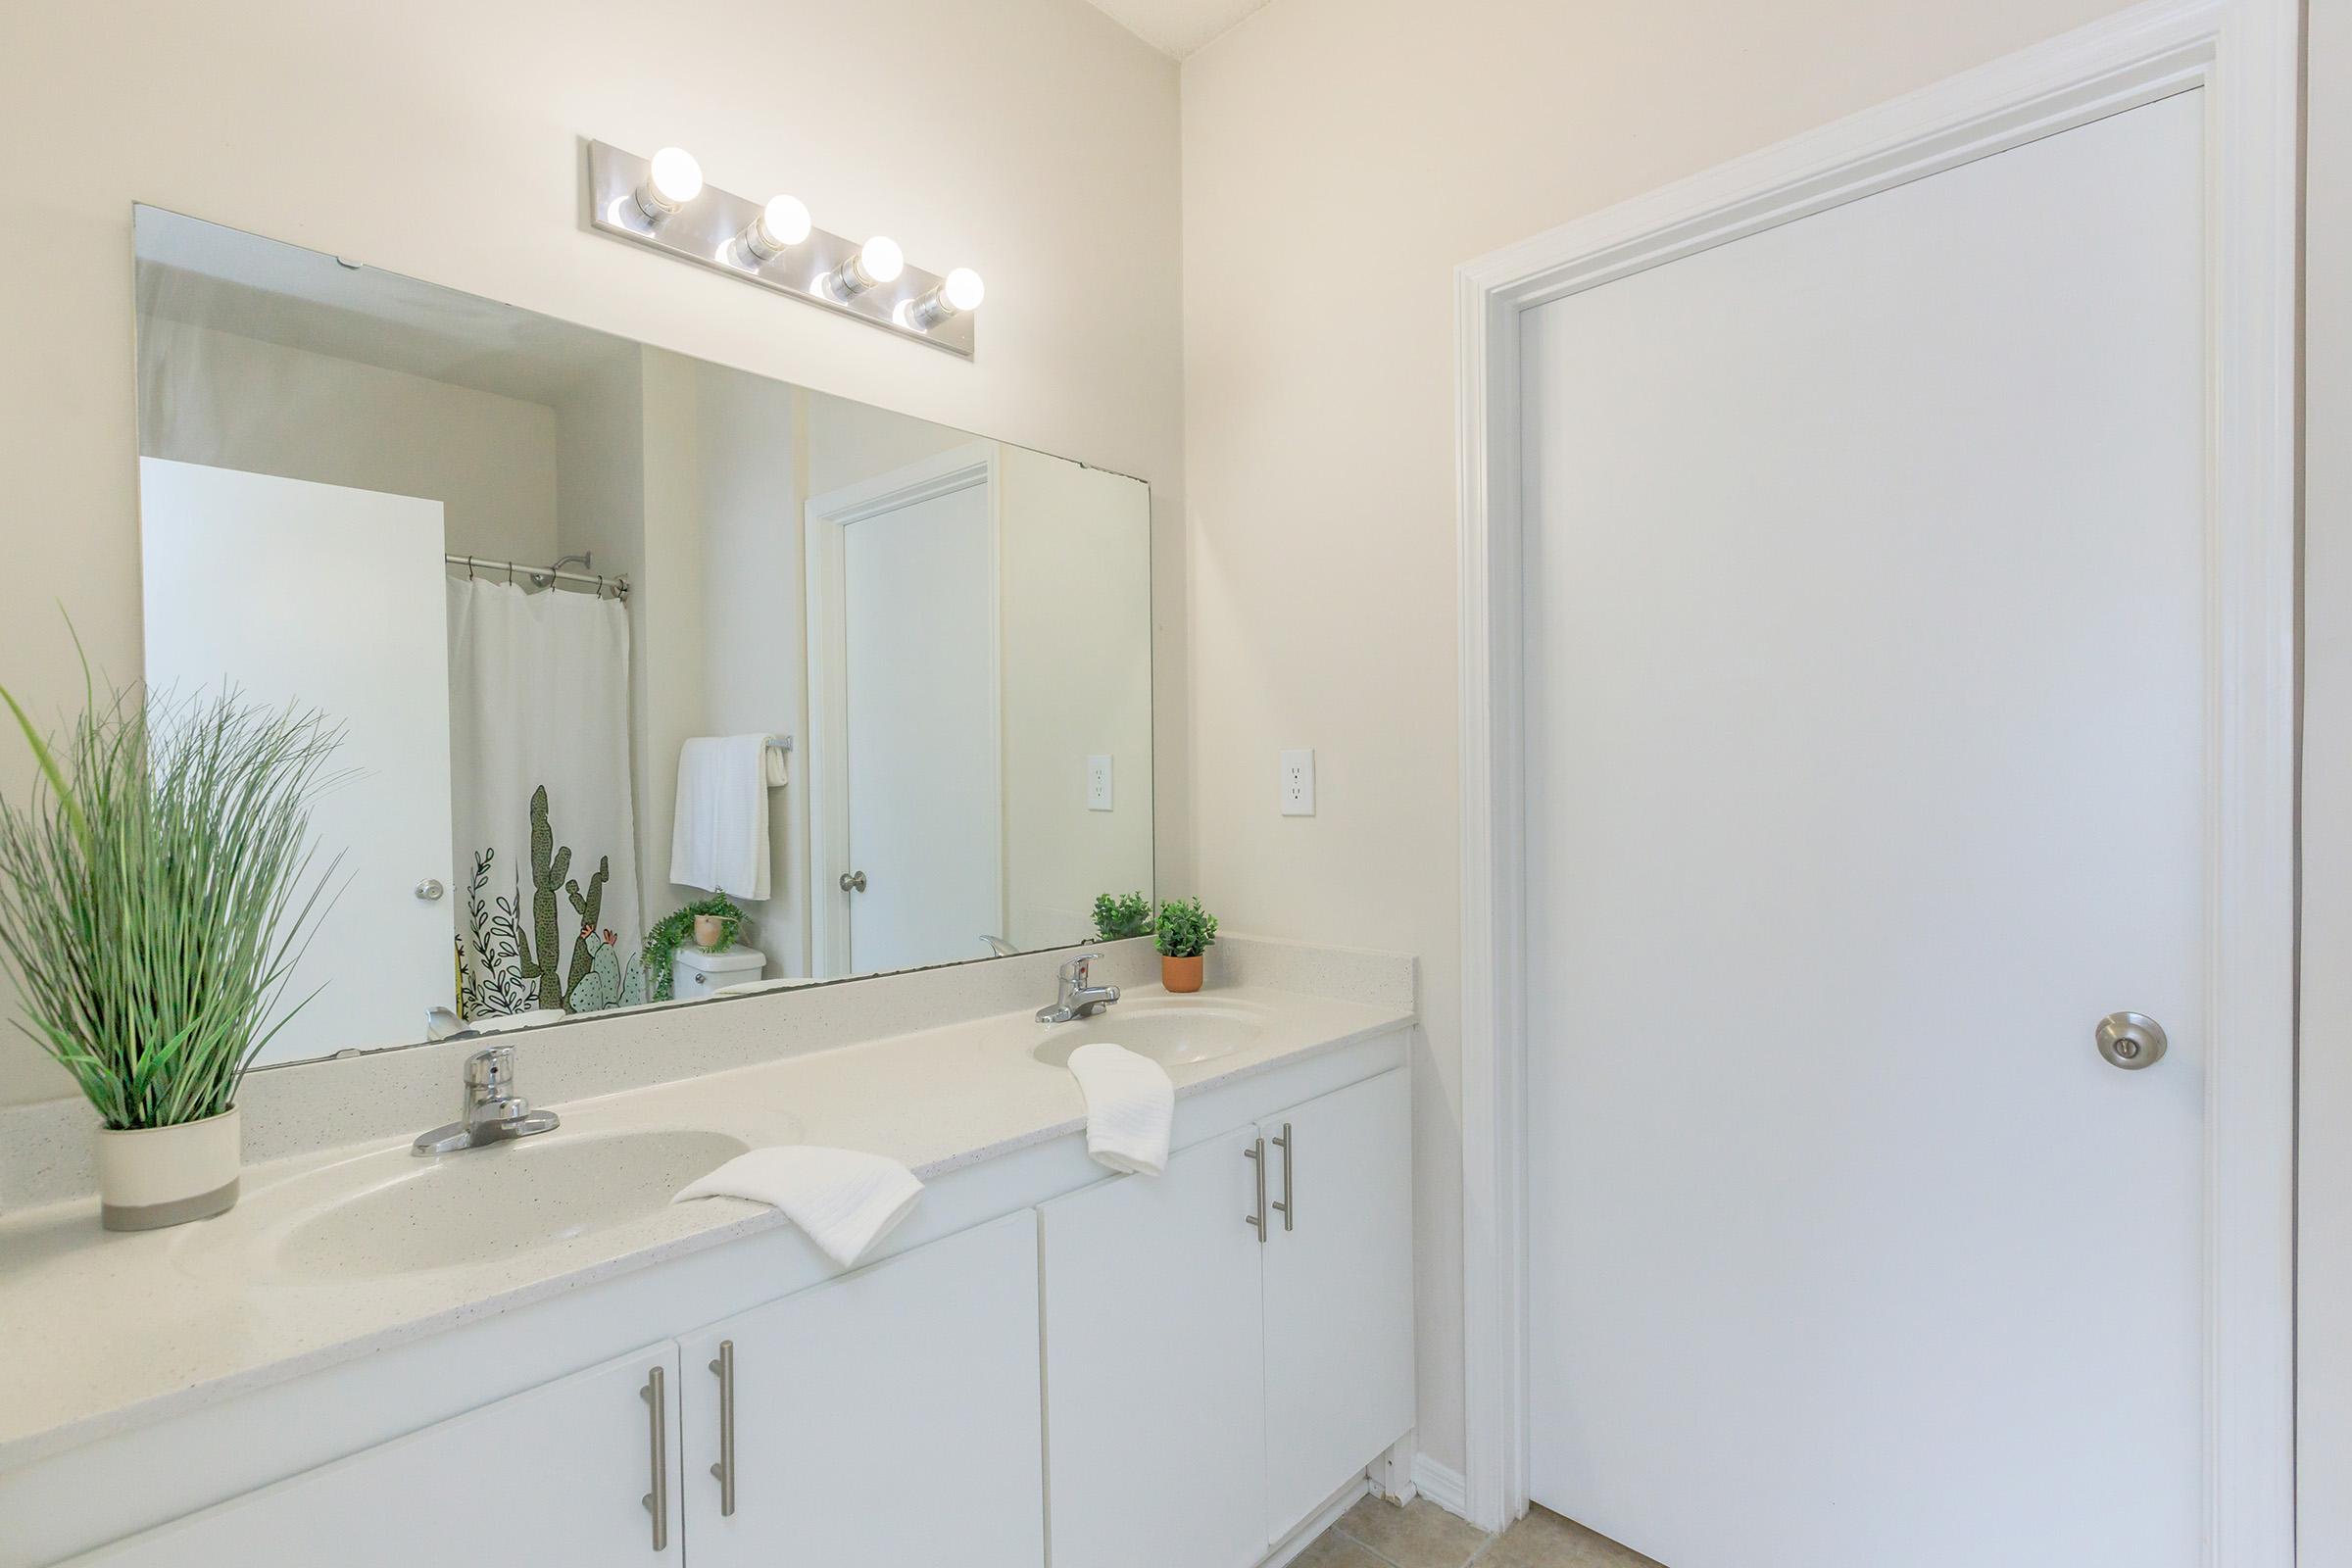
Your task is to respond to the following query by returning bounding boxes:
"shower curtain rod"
[446,553,631,600]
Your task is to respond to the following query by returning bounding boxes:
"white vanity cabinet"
[1040,1066,1414,1567]
[1259,1068,1416,1537]
[675,1211,1046,1566]
[74,1343,685,1566]
[1042,1124,1274,1568]
[23,1031,1416,1568]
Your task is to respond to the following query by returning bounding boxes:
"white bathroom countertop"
[0,977,1412,1471]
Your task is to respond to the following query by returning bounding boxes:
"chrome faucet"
[1038,952,1120,1024]
[413,1045,561,1155]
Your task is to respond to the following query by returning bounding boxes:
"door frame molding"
[804,440,1004,977]
[1451,0,2298,1551]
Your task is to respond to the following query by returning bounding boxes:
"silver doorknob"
[2096,1011,2167,1071]
[415,878,446,902]
[839,870,867,893]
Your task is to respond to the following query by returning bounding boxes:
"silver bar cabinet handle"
[1271,1122,1294,1232]
[642,1364,668,1551]
[1244,1136,1268,1242]
[709,1340,737,1518]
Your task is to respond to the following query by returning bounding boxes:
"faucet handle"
[1059,952,1098,984]
[465,1045,515,1096]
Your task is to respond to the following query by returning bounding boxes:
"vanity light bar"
[585,141,981,359]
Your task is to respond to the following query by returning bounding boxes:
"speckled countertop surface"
[0,962,1413,1471]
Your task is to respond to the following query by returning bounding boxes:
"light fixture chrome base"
[583,140,976,360]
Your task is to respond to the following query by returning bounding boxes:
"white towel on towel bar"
[669,735,771,900]
[673,1146,923,1267]
[1067,1042,1175,1176]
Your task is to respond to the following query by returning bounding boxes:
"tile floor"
[1299,1495,1665,1568]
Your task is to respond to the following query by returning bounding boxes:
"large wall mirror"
[131,207,1153,1068]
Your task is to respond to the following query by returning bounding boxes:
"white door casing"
[139,458,457,1065]
[804,442,1003,978]
[1454,0,2296,1557]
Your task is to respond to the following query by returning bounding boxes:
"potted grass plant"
[1154,896,1218,994]
[0,671,344,1231]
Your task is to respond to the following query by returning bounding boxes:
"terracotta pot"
[95,1106,241,1232]
[1161,954,1205,994]
[693,912,726,950]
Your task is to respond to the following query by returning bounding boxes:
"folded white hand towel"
[673,1147,922,1267]
[669,735,772,901]
[1067,1042,1175,1177]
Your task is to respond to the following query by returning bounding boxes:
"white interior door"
[140,458,455,1064]
[838,472,1000,973]
[1521,95,2209,1567]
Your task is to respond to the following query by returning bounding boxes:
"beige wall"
[1179,0,2141,1479]
[998,448,1155,949]
[0,0,1185,1104]
[2304,1,2348,1557]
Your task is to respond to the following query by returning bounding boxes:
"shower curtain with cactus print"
[446,576,646,1018]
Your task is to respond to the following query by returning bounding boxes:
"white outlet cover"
[1087,754,1113,811]
[1280,749,1315,816]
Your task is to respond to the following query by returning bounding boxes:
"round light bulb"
[858,235,905,286]
[904,266,988,330]
[649,147,704,206]
[634,147,705,223]
[943,268,986,312]
[759,195,811,250]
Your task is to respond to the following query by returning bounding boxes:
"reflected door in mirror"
[834,460,1000,974]
[140,458,457,1066]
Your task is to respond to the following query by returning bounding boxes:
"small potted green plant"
[1154,896,1218,994]
[643,894,745,1002]
[1090,890,1153,944]
[0,672,344,1231]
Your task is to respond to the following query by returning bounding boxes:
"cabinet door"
[74,1344,683,1566]
[678,1211,1045,1567]
[1261,1067,1415,1540]
[1042,1126,1268,1568]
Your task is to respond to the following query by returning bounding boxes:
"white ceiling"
[1081,0,1274,58]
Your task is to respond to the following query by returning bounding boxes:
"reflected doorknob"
[839,870,867,893]
[415,878,446,902]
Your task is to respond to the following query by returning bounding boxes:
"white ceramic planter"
[94,1106,242,1231]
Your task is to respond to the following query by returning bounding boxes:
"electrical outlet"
[1280,749,1315,816]
[1087,754,1113,811]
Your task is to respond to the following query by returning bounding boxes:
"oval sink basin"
[269,1127,751,1281]
[1032,1002,1269,1069]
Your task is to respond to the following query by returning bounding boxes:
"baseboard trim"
[1261,1476,1374,1568]
[1410,1456,1470,1520]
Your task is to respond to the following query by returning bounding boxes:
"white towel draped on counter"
[1067,1042,1175,1177]
[669,735,773,900]
[673,1147,922,1266]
